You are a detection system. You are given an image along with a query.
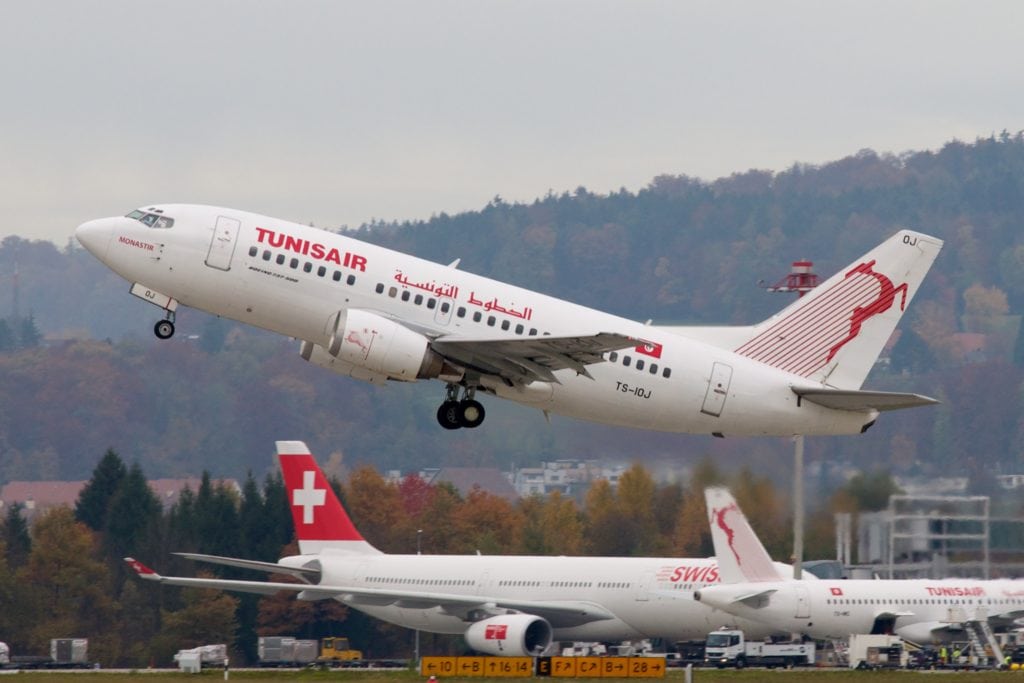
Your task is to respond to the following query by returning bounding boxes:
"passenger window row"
[373,282,549,337]
[607,351,672,378]
[250,247,357,286]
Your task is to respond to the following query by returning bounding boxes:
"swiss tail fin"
[733,230,942,389]
[277,440,382,556]
[705,487,783,584]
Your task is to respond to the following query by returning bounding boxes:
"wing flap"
[793,387,939,412]
[431,332,636,385]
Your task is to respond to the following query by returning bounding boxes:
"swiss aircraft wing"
[792,388,939,412]
[431,332,636,384]
[173,552,322,582]
[125,558,615,628]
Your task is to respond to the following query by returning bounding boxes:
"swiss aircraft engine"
[300,309,448,384]
[464,614,553,657]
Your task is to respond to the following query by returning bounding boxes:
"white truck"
[704,629,815,669]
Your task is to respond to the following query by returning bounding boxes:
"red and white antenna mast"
[763,260,819,298]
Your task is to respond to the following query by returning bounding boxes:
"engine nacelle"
[895,621,944,643]
[318,309,446,382]
[464,614,553,657]
[300,340,390,385]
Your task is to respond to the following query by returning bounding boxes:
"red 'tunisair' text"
[256,227,367,271]
[925,586,985,597]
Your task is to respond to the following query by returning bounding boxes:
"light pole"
[415,529,422,665]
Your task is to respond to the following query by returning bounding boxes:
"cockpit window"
[126,209,174,228]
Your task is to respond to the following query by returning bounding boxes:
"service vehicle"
[704,629,814,669]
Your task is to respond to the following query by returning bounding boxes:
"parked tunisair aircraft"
[77,205,942,433]
[694,488,1024,643]
[126,441,797,656]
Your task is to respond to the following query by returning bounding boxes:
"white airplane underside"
[77,204,943,435]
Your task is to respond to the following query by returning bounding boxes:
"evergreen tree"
[75,449,127,531]
[104,461,163,570]
[2,502,31,568]
[17,313,42,349]
[0,319,14,352]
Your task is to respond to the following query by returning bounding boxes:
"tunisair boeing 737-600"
[76,205,942,434]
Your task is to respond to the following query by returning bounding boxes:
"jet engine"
[301,309,451,383]
[895,621,944,643]
[464,614,553,657]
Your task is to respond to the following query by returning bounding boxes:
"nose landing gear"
[154,311,176,340]
[436,383,486,430]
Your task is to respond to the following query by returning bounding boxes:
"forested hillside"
[2,134,1024,490]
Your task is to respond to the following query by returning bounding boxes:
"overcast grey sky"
[2,1,1022,244]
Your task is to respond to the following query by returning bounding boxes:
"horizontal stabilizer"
[733,588,777,606]
[793,387,939,412]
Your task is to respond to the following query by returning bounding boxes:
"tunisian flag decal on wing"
[635,340,663,358]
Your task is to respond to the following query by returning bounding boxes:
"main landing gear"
[154,311,176,340]
[436,383,486,430]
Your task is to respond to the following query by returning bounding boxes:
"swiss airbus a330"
[77,205,942,434]
[126,440,791,655]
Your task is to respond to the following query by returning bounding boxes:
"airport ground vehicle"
[257,637,319,667]
[848,634,907,669]
[0,638,91,670]
[318,636,363,666]
[703,629,815,669]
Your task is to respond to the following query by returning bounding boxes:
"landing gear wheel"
[437,401,462,430]
[458,399,485,429]
[154,320,175,340]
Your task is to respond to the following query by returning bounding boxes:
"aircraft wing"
[792,388,939,412]
[173,552,322,581]
[430,332,636,384]
[125,558,615,628]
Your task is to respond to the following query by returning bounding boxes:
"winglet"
[276,440,382,556]
[124,557,160,580]
[705,487,784,584]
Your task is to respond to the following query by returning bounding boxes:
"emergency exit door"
[700,362,733,417]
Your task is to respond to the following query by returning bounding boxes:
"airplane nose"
[75,218,114,259]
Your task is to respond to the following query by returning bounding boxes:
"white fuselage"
[282,551,785,642]
[697,578,1024,643]
[76,204,876,435]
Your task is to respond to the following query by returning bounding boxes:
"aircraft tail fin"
[732,230,942,389]
[705,487,783,584]
[277,440,382,556]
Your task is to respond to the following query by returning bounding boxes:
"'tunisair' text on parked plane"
[694,488,1024,644]
[126,440,794,656]
[77,205,942,433]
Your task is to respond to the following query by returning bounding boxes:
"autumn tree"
[615,464,662,555]
[343,466,408,552]
[20,507,118,663]
[520,490,583,555]
[452,487,524,554]
[151,582,240,665]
